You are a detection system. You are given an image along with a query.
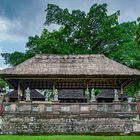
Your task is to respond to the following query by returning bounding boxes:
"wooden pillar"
[120,84,123,102]
[52,81,56,100]
[83,80,86,103]
[21,81,25,101]
[18,80,24,102]
[17,81,20,102]
[85,81,90,102]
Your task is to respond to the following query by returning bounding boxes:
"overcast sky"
[0,0,140,68]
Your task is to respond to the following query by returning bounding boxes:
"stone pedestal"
[25,87,31,102]
[113,101,121,112]
[114,89,119,102]
[128,103,131,112]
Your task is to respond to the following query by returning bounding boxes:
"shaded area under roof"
[58,89,86,99]
[5,89,45,99]
[96,89,129,102]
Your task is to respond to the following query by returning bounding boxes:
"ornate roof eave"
[1,74,139,80]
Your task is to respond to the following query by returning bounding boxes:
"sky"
[0,0,140,69]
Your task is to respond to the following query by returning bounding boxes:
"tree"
[2,3,121,66]
[45,4,120,54]
[136,17,140,46]
[1,3,140,96]
[0,79,7,89]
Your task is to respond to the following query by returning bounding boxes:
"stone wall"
[1,113,140,134]
[0,102,140,134]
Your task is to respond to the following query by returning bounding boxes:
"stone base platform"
[0,112,140,134]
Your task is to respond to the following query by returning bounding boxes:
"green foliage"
[1,52,28,66]
[124,80,140,97]
[45,4,120,54]
[0,78,7,89]
[1,3,140,96]
[136,17,140,46]
[107,22,139,68]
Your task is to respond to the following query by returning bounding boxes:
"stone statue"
[90,88,96,102]
[128,97,133,103]
[114,89,119,102]
[54,89,58,101]
[26,87,31,101]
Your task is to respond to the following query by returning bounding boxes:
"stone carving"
[39,105,45,112]
[80,106,89,111]
[18,105,31,112]
[10,104,16,112]
[26,87,31,102]
[46,106,52,112]
[54,89,58,101]
[4,105,10,111]
[128,97,133,103]
[32,106,38,112]
[114,89,119,102]
[90,88,96,102]
[61,106,70,112]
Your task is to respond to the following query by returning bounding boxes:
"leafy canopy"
[2,3,121,66]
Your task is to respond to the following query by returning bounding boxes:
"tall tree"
[1,3,140,96]
[2,3,121,66]
[45,4,120,54]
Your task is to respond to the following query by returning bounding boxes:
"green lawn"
[0,135,140,140]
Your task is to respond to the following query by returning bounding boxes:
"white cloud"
[0,65,8,70]
[0,17,26,42]
[0,45,8,69]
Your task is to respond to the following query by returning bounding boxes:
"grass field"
[0,135,140,140]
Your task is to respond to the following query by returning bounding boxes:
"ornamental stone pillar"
[113,89,121,112]
[114,89,119,102]
[25,87,31,102]
[90,88,96,102]
[85,83,90,102]
[54,89,58,101]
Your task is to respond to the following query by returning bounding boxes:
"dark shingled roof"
[0,54,140,77]
[5,90,45,99]
[58,89,86,99]
[96,89,129,99]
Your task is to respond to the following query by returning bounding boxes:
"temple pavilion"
[0,54,140,102]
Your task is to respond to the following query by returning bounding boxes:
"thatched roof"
[96,89,129,99]
[1,54,140,78]
[5,90,45,99]
[58,89,86,99]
